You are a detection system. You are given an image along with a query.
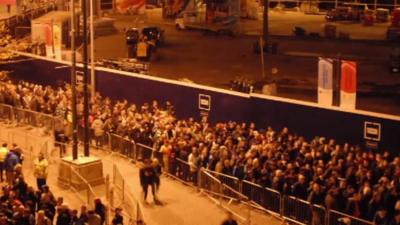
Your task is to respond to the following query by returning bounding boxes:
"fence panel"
[205,170,242,199]
[0,104,13,122]
[282,196,312,224]
[328,210,374,225]
[136,143,153,161]
[174,158,192,182]
[241,181,281,214]
[198,169,222,195]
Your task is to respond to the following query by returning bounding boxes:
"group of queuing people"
[1,79,400,224]
[0,141,127,225]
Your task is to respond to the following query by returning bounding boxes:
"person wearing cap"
[0,143,9,182]
[139,159,157,203]
[34,152,48,191]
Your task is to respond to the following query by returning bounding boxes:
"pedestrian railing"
[0,102,375,225]
[242,180,282,215]
[112,163,146,225]
[328,210,374,225]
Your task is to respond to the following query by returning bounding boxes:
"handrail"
[329,210,374,225]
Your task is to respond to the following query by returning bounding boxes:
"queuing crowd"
[1,79,400,224]
[0,141,120,225]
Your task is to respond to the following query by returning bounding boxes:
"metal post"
[122,179,125,202]
[263,0,269,43]
[105,174,110,201]
[259,37,266,79]
[70,0,78,160]
[83,0,90,157]
[90,0,96,98]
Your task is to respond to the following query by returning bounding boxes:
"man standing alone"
[140,159,157,204]
[34,152,48,190]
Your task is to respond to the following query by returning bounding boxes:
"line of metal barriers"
[0,103,374,225]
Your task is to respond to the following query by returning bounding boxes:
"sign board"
[318,57,333,106]
[198,94,211,111]
[364,121,381,141]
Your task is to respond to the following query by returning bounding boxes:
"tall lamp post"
[263,0,269,43]
[82,0,91,157]
[70,0,78,160]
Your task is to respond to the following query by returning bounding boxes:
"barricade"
[0,102,379,225]
[205,170,241,198]
[328,210,374,225]
[112,163,146,225]
[136,143,153,161]
[242,180,281,215]
[0,104,13,122]
[282,195,312,224]
[198,168,223,195]
[109,133,136,160]
[174,158,192,182]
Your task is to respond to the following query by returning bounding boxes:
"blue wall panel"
[2,56,399,153]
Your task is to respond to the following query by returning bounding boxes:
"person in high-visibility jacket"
[0,143,9,182]
[34,152,48,190]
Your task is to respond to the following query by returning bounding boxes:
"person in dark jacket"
[94,198,106,225]
[140,159,157,203]
[292,174,308,200]
[4,148,19,185]
[152,158,162,193]
[112,208,123,225]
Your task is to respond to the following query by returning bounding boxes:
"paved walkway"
[0,122,283,225]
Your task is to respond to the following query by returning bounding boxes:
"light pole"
[82,0,90,157]
[263,0,269,43]
[90,0,96,99]
[70,0,78,160]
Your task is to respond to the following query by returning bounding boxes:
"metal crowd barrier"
[0,102,376,225]
[242,180,282,215]
[328,210,374,225]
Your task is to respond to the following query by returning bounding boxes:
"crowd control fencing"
[328,210,374,225]
[0,102,376,225]
[112,164,146,225]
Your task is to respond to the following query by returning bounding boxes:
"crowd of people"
[1,79,400,224]
[0,140,126,225]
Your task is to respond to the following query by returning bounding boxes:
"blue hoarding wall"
[96,69,251,123]
[2,55,400,153]
[250,96,400,152]
[0,56,71,86]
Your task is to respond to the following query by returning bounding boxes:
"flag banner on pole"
[318,57,333,106]
[53,24,62,60]
[340,60,357,109]
[44,23,53,57]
